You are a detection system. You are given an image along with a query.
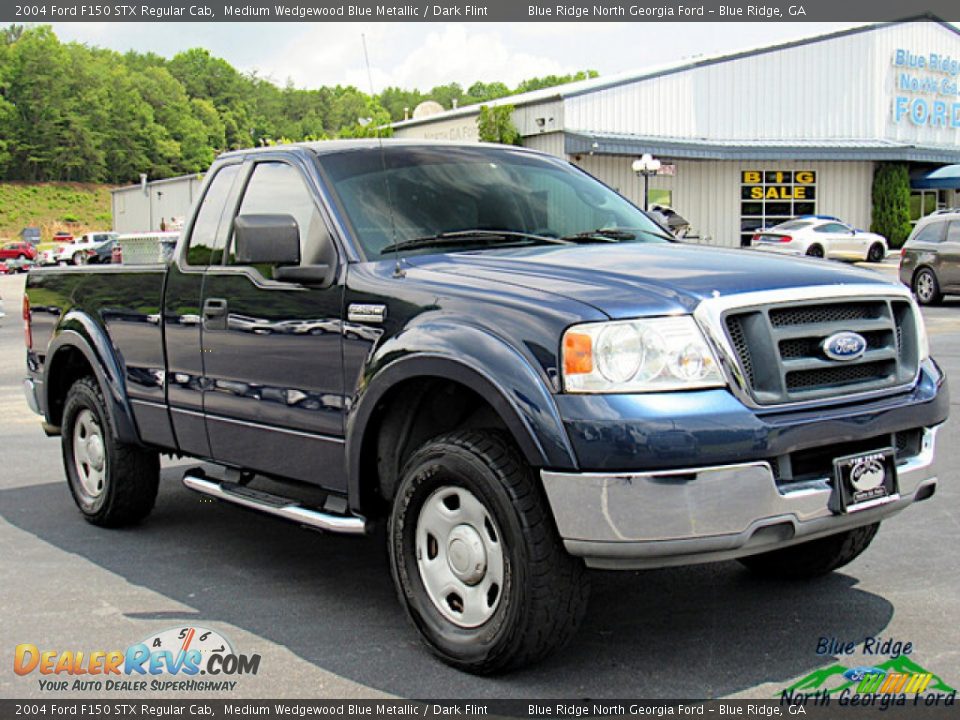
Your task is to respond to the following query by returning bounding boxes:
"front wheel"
[738,523,880,579]
[73,252,85,265]
[62,376,160,526]
[867,243,885,263]
[389,430,589,673]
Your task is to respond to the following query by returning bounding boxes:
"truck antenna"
[362,34,404,278]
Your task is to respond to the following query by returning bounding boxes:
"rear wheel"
[62,376,160,527]
[389,430,589,673]
[806,244,824,258]
[738,523,880,579]
[867,243,885,263]
[913,268,942,306]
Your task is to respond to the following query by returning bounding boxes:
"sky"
[48,21,876,92]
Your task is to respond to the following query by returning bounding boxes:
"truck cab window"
[184,164,240,266]
[228,162,334,270]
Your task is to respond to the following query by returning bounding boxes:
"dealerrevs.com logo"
[14,626,261,692]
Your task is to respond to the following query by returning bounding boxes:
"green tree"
[477,105,520,145]
[514,70,598,94]
[870,163,913,248]
[467,81,510,102]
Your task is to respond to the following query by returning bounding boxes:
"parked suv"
[899,209,960,305]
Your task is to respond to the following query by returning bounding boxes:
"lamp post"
[632,153,661,211]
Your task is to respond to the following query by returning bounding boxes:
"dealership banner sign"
[4,0,960,22]
[891,48,960,129]
[0,698,957,717]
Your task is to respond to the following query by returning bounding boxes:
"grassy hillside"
[0,183,113,241]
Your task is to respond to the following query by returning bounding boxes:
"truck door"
[164,162,243,458]
[199,157,346,490]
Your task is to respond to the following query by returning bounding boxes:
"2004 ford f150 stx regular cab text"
[23,141,949,673]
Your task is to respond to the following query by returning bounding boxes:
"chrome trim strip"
[130,398,167,410]
[169,406,346,444]
[693,284,923,411]
[183,473,366,534]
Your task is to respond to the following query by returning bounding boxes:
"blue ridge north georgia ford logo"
[822,332,868,362]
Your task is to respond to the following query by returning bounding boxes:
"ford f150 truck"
[23,141,949,673]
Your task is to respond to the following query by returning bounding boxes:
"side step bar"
[183,471,367,535]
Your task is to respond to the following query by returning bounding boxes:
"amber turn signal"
[563,332,593,375]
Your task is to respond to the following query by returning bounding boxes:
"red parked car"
[0,242,37,261]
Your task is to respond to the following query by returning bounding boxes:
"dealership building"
[391,19,960,247]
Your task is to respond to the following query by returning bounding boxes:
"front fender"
[345,321,578,511]
[44,312,140,445]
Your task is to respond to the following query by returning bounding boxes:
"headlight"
[562,316,725,393]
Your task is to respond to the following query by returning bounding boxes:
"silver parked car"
[899,209,960,305]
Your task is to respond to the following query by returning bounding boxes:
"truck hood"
[407,243,897,319]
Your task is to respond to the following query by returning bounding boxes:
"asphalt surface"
[1,265,958,700]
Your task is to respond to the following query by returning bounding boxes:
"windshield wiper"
[382,229,569,255]
[560,227,674,243]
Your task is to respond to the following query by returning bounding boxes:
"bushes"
[870,163,913,249]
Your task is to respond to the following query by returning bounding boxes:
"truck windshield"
[318,145,670,258]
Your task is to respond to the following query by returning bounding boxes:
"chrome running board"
[182,470,367,535]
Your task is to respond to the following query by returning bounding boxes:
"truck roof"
[216,138,543,161]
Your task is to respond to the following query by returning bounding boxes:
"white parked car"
[750,218,888,262]
[51,232,118,265]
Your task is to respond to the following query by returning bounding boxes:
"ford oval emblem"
[822,331,867,362]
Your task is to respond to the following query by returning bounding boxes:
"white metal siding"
[523,132,566,157]
[392,113,480,142]
[576,156,875,248]
[563,21,960,146]
[111,176,202,234]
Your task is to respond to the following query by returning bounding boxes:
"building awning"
[564,131,960,164]
[911,165,960,190]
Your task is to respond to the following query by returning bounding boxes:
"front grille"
[772,428,925,488]
[723,297,919,405]
[785,360,897,391]
[769,303,882,327]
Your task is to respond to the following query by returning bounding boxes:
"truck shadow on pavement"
[0,468,896,699]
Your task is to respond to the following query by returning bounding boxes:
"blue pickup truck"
[23,141,948,673]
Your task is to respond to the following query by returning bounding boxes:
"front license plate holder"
[831,448,899,514]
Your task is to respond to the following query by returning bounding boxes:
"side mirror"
[234,214,300,265]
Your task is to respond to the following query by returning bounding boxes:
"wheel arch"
[346,345,577,516]
[44,314,140,445]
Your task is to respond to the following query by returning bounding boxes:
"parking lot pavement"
[1,270,958,700]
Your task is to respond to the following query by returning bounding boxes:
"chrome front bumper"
[23,378,41,415]
[541,427,939,569]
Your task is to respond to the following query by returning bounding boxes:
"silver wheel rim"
[916,272,934,302]
[73,409,106,498]
[415,486,504,628]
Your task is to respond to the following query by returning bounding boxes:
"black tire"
[389,430,589,674]
[738,523,880,580]
[61,376,160,527]
[73,252,85,265]
[805,244,825,258]
[913,267,943,306]
[867,243,885,263]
